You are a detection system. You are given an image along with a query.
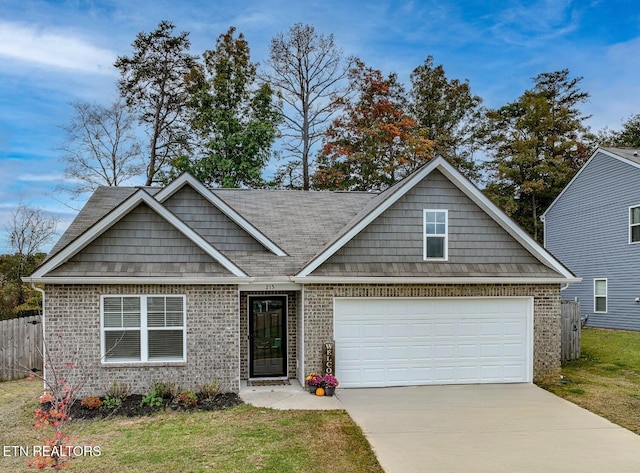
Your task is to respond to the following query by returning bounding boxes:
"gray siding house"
[26,157,577,396]
[543,147,640,330]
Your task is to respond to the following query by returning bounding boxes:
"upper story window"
[423,209,448,261]
[630,206,640,243]
[101,295,186,363]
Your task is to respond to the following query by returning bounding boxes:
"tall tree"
[313,60,432,191]
[115,20,198,185]
[409,56,483,181]
[598,113,640,147]
[58,100,143,199]
[482,69,592,241]
[264,23,351,189]
[170,27,280,187]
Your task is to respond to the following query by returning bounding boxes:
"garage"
[334,297,533,387]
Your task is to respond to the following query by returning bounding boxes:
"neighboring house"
[543,147,640,331]
[25,157,577,396]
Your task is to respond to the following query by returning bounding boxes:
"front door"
[249,296,287,378]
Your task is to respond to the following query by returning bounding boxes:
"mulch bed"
[62,393,243,420]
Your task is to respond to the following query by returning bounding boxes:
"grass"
[543,327,640,435]
[0,379,383,472]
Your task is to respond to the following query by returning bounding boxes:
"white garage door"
[334,298,532,387]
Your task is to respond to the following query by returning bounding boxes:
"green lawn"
[543,327,640,435]
[0,379,383,473]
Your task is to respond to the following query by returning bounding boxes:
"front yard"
[0,378,382,472]
[543,327,640,435]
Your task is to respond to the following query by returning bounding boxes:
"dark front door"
[249,296,287,378]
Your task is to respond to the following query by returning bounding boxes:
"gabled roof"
[542,147,640,220]
[30,189,248,280]
[155,173,287,256]
[29,158,578,284]
[295,156,576,280]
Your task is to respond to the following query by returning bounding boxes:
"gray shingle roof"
[602,147,640,165]
[45,185,376,278]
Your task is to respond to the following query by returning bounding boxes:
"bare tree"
[6,204,58,288]
[58,100,144,199]
[115,20,198,185]
[263,23,351,189]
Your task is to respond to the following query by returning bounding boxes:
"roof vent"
[635,151,639,157]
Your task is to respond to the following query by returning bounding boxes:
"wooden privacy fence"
[561,301,581,361]
[0,315,43,381]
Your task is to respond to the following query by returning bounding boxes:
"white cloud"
[0,20,117,75]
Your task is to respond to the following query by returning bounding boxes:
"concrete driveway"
[337,384,640,473]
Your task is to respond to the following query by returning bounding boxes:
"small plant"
[102,396,122,410]
[80,395,103,410]
[105,381,131,400]
[152,380,179,399]
[140,389,164,408]
[305,372,323,387]
[197,381,220,400]
[322,374,339,389]
[176,389,198,408]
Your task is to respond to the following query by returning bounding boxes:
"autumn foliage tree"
[313,60,433,191]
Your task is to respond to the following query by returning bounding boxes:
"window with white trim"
[630,206,640,243]
[594,279,607,314]
[102,295,186,362]
[423,209,448,260]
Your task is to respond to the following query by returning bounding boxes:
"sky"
[1,0,639,254]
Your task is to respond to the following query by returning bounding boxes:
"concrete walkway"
[337,384,640,473]
[239,380,341,410]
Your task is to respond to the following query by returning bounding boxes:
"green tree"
[170,27,280,187]
[482,69,592,242]
[264,23,351,189]
[598,114,640,147]
[409,56,483,181]
[115,20,198,185]
[313,59,432,191]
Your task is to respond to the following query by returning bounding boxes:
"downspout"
[32,285,46,392]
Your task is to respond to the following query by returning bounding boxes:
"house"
[25,157,577,396]
[543,147,640,331]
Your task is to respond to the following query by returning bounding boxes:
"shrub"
[105,381,131,400]
[152,380,179,399]
[80,395,103,410]
[176,390,198,408]
[140,389,164,408]
[102,396,122,410]
[197,381,220,400]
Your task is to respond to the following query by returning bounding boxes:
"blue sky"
[1,0,639,254]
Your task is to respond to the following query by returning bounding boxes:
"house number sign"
[323,341,335,375]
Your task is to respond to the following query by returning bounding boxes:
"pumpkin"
[315,387,325,396]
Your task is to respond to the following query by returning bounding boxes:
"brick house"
[25,157,578,395]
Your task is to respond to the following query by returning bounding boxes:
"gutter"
[290,276,583,285]
[32,285,46,392]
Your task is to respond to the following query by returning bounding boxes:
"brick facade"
[302,284,561,384]
[43,282,560,397]
[43,284,239,396]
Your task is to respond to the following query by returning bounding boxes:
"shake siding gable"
[47,203,233,277]
[163,185,268,253]
[313,169,557,277]
[545,151,640,330]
